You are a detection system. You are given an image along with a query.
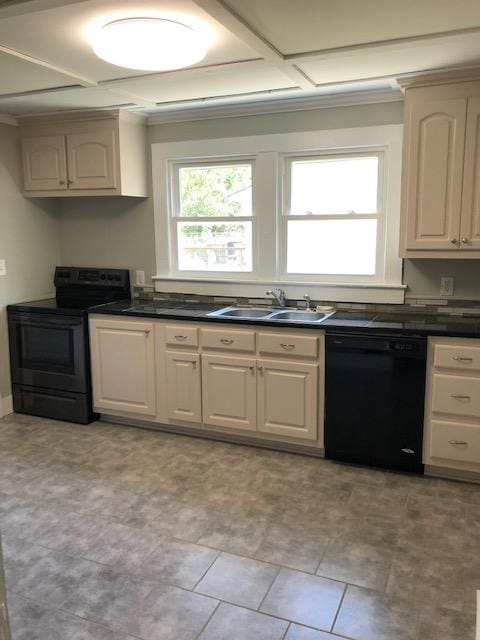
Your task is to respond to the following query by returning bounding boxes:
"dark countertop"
[88,300,480,338]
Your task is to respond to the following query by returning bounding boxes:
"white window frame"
[280,149,386,283]
[152,125,405,304]
[169,158,256,277]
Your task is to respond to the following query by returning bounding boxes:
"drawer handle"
[453,356,473,362]
[280,343,295,351]
[221,338,234,345]
[175,335,187,341]
[450,394,471,400]
[448,440,468,446]
[144,329,151,335]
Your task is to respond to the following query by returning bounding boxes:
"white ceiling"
[0,0,479,119]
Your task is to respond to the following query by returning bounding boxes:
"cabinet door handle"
[59,180,65,185]
[220,338,234,345]
[249,365,255,372]
[461,237,469,244]
[144,329,151,335]
[451,238,459,245]
[450,393,470,400]
[175,335,187,341]
[448,440,468,446]
[258,365,263,374]
[453,356,473,362]
[192,360,197,369]
[280,343,295,351]
[67,179,74,185]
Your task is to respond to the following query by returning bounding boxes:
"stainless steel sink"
[214,307,273,319]
[269,310,327,322]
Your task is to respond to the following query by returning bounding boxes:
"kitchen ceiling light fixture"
[91,17,208,71]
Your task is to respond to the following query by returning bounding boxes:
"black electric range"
[7,267,130,424]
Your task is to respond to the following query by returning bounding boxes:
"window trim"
[152,125,405,304]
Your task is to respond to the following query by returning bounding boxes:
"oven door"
[8,312,87,393]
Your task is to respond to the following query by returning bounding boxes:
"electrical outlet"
[135,270,145,286]
[440,276,454,296]
[0,259,6,276]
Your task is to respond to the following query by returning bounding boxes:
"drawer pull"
[175,335,187,341]
[220,338,234,345]
[280,343,295,351]
[144,329,151,335]
[450,394,471,400]
[453,356,473,362]
[258,365,264,374]
[448,440,468,446]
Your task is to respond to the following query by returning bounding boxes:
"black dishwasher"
[325,332,427,473]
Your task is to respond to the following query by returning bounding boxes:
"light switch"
[135,270,145,286]
[0,260,6,276]
[440,277,454,296]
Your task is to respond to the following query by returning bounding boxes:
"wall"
[57,99,480,301]
[0,123,61,403]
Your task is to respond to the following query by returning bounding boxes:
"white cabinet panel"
[21,135,67,191]
[66,129,117,190]
[166,351,202,423]
[90,318,156,416]
[202,354,257,431]
[257,359,318,440]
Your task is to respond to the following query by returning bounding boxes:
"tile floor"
[0,412,478,640]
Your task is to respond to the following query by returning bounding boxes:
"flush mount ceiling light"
[91,17,208,71]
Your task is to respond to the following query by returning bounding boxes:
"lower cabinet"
[166,351,202,424]
[202,354,257,431]
[258,359,318,440]
[89,317,156,416]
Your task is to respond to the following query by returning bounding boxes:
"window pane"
[179,164,252,217]
[177,221,252,272]
[287,219,377,275]
[290,156,378,214]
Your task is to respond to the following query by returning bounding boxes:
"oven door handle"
[8,314,83,328]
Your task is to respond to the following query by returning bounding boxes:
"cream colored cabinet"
[257,359,318,440]
[202,354,257,431]
[19,110,147,197]
[166,351,202,424]
[89,317,156,416]
[424,337,480,477]
[21,135,67,191]
[398,71,480,258]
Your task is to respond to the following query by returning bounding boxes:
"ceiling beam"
[0,43,97,87]
[0,0,89,18]
[104,88,156,108]
[192,0,316,89]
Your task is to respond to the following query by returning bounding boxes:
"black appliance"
[7,267,130,424]
[325,332,427,473]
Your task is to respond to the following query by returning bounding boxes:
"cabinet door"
[403,97,467,250]
[21,135,67,191]
[66,129,117,189]
[202,354,256,431]
[166,351,202,424]
[460,96,480,250]
[90,318,156,415]
[257,359,318,440]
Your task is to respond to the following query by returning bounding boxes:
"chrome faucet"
[266,288,287,307]
[303,294,313,310]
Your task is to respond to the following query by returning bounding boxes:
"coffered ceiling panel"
[224,0,480,55]
[0,50,79,93]
[106,63,295,103]
[0,87,131,115]
[0,0,259,83]
[298,33,480,85]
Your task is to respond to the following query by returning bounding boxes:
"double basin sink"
[208,306,334,323]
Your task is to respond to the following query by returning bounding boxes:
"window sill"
[152,275,406,304]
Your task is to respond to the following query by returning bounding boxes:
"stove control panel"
[54,267,130,289]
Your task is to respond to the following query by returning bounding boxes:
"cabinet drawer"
[201,328,255,353]
[432,373,480,418]
[433,343,480,371]
[430,420,480,464]
[258,332,318,358]
[166,325,198,348]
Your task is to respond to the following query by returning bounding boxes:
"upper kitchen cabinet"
[398,70,480,258]
[19,110,148,197]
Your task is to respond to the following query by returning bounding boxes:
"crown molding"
[147,88,403,125]
[0,113,17,126]
[396,65,480,91]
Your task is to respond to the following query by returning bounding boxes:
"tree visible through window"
[174,162,253,272]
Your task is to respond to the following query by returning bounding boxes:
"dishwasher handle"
[326,333,427,358]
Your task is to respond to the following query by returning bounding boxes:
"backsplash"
[132,285,480,317]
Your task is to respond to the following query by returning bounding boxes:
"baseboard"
[0,394,13,418]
